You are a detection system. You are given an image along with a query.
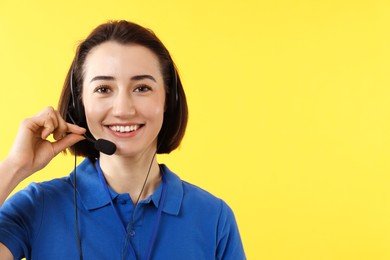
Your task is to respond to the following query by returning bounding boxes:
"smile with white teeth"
[109,125,140,133]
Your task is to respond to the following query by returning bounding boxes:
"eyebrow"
[131,74,156,82]
[90,74,157,83]
[90,76,114,83]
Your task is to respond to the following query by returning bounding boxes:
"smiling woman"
[81,42,166,159]
[0,20,246,260]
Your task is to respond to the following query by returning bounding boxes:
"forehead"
[83,41,162,80]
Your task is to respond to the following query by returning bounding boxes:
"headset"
[68,59,179,128]
[68,57,179,260]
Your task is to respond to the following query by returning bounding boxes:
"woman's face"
[82,41,166,157]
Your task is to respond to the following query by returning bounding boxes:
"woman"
[0,20,245,259]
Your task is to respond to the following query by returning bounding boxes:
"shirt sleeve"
[216,200,246,260]
[0,183,44,259]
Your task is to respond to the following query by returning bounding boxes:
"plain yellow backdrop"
[1,0,390,259]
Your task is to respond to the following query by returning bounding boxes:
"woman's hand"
[5,106,86,180]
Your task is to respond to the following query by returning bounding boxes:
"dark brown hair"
[58,20,188,159]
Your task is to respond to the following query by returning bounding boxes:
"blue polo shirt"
[0,158,245,259]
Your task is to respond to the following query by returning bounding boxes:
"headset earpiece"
[69,65,80,124]
[68,65,87,128]
[170,63,179,108]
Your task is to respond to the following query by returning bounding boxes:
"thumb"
[51,134,85,156]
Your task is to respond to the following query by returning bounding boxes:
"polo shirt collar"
[70,159,183,216]
[70,158,112,211]
[157,164,183,216]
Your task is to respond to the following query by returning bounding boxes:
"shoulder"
[0,176,72,215]
[8,176,70,201]
[161,164,233,218]
[182,180,237,220]
[181,180,224,207]
[0,177,72,230]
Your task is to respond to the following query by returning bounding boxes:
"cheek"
[82,98,95,123]
[82,96,106,132]
[142,101,165,125]
[141,93,165,118]
[84,102,105,117]
[83,105,99,135]
[82,91,110,118]
[153,96,166,121]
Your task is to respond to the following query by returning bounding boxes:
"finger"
[21,115,56,140]
[66,123,86,134]
[53,123,86,141]
[52,110,68,140]
[52,110,84,140]
[38,107,60,139]
[51,134,85,156]
[34,106,56,118]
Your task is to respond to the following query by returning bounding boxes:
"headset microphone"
[67,112,117,155]
[84,134,117,156]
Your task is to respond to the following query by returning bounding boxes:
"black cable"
[121,151,157,260]
[73,151,83,260]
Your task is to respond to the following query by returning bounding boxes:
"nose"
[112,91,136,118]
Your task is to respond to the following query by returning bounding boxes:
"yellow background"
[1,0,390,259]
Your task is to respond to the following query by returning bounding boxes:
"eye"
[94,85,111,94]
[134,85,152,93]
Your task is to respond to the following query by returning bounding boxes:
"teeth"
[110,125,139,133]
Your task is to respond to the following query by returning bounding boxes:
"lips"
[108,124,142,133]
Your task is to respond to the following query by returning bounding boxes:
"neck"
[98,151,161,205]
